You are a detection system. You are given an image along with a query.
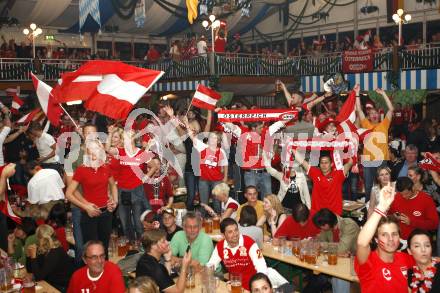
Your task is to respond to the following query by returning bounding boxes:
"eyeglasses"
[85,254,105,261]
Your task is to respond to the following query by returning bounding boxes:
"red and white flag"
[336,90,371,141]
[31,73,63,127]
[6,87,24,114]
[52,60,164,120]
[192,84,221,110]
[0,166,21,224]
[17,108,43,124]
[419,152,440,173]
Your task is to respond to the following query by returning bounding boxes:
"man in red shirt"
[296,151,352,215]
[214,29,227,53]
[207,218,268,291]
[388,176,439,241]
[146,44,161,64]
[274,203,319,239]
[67,240,125,293]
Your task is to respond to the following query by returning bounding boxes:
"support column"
[423,11,427,45]
[353,0,358,39]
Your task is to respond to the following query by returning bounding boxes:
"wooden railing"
[0,46,439,82]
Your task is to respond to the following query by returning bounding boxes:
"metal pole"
[32,34,36,59]
[211,26,215,52]
[398,20,402,46]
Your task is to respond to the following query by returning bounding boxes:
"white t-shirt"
[0,126,11,166]
[197,40,207,55]
[221,197,239,219]
[27,168,65,204]
[36,132,59,163]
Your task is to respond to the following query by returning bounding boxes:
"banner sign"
[342,49,374,73]
[217,109,298,122]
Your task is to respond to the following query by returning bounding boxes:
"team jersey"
[221,197,239,219]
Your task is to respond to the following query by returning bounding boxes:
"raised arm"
[305,94,325,110]
[343,158,353,176]
[280,81,293,106]
[294,150,310,173]
[375,88,394,121]
[354,84,366,121]
[356,183,395,265]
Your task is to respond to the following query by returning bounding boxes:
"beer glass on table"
[230,274,242,293]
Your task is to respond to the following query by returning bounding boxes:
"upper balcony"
[0,45,439,84]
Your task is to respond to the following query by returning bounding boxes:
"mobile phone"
[186,245,191,253]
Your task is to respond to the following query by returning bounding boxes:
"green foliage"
[367,89,427,108]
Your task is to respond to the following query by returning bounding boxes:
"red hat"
[318,117,339,132]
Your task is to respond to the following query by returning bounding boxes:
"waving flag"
[192,84,221,110]
[7,87,24,114]
[52,60,164,120]
[17,108,43,124]
[31,73,63,126]
[0,165,21,224]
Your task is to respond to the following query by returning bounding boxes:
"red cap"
[318,117,339,132]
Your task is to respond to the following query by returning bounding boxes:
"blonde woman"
[367,166,394,217]
[26,224,74,291]
[128,276,160,293]
[257,194,287,240]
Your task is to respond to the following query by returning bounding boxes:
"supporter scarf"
[217,109,298,122]
[419,152,440,173]
[409,260,438,293]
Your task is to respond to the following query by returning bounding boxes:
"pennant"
[30,73,63,127]
[192,84,221,110]
[79,0,101,32]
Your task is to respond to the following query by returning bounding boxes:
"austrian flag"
[52,60,164,120]
[192,84,221,110]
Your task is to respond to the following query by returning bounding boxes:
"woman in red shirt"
[66,140,118,257]
[187,124,228,215]
[106,128,155,241]
[355,183,413,293]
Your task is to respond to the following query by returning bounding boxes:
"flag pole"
[59,104,79,129]
[185,95,195,117]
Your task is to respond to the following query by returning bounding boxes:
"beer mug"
[230,274,242,293]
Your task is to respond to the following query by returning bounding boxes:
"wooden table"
[35,281,61,293]
[343,200,366,212]
[261,243,359,282]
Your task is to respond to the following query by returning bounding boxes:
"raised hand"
[163,105,174,117]
[375,88,385,95]
[353,84,360,95]
[378,182,395,211]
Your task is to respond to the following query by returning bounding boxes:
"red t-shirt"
[73,165,112,208]
[393,110,404,125]
[214,37,226,53]
[115,148,151,189]
[274,216,319,239]
[67,261,125,293]
[194,140,228,181]
[355,251,413,293]
[308,167,346,215]
[388,191,439,240]
[147,48,161,62]
[237,126,269,170]
[144,176,173,212]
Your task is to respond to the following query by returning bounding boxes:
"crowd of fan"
[0,78,439,292]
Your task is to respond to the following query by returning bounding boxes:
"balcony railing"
[0,46,439,82]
